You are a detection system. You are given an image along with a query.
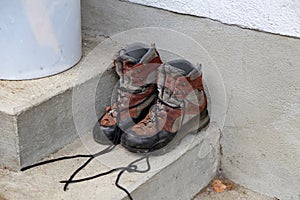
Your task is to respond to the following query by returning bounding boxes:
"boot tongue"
[115,43,159,91]
[138,46,158,64]
[157,64,187,108]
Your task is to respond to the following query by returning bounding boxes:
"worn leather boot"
[93,43,162,144]
[121,59,210,152]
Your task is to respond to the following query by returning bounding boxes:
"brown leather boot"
[93,43,162,144]
[121,59,210,152]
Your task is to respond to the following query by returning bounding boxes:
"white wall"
[128,0,300,38]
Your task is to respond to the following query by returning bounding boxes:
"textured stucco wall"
[128,0,300,38]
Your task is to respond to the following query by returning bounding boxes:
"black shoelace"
[21,140,162,200]
[21,87,190,200]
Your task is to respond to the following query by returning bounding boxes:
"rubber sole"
[121,113,210,155]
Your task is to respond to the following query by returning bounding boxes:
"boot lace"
[141,101,164,131]
[21,139,166,200]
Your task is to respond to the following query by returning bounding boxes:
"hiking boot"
[121,59,210,153]
[93,43,163,144]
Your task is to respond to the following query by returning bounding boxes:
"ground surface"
[194,180,275,200]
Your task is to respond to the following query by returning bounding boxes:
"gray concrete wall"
[0,112,19,170]
[17,90,77,167]
[81,1,300,199]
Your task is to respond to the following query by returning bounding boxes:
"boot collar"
[157,62,203,107]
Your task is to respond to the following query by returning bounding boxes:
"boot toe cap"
[93,122,121,145]
[121,129,176,153]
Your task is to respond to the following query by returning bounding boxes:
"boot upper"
[126,60,208,138]
[100,43,162,129]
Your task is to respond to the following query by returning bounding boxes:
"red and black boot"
[93,43,162,144]
[121,59,210,152]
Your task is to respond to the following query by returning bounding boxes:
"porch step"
[0,35,112,170]
[0,124,220,200]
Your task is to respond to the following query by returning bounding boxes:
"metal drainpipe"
[0,0,82,80]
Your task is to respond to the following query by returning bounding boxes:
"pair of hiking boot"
[93,43,210,153]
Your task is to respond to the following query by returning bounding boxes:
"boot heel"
[197,115,210,132]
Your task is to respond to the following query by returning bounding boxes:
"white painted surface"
[128,0,300,38]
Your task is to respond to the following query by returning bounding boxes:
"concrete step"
[0,124,220,200]
[0,31,219,171]
[0,35,112,170]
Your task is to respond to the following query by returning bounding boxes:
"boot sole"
[122,113,210,155]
